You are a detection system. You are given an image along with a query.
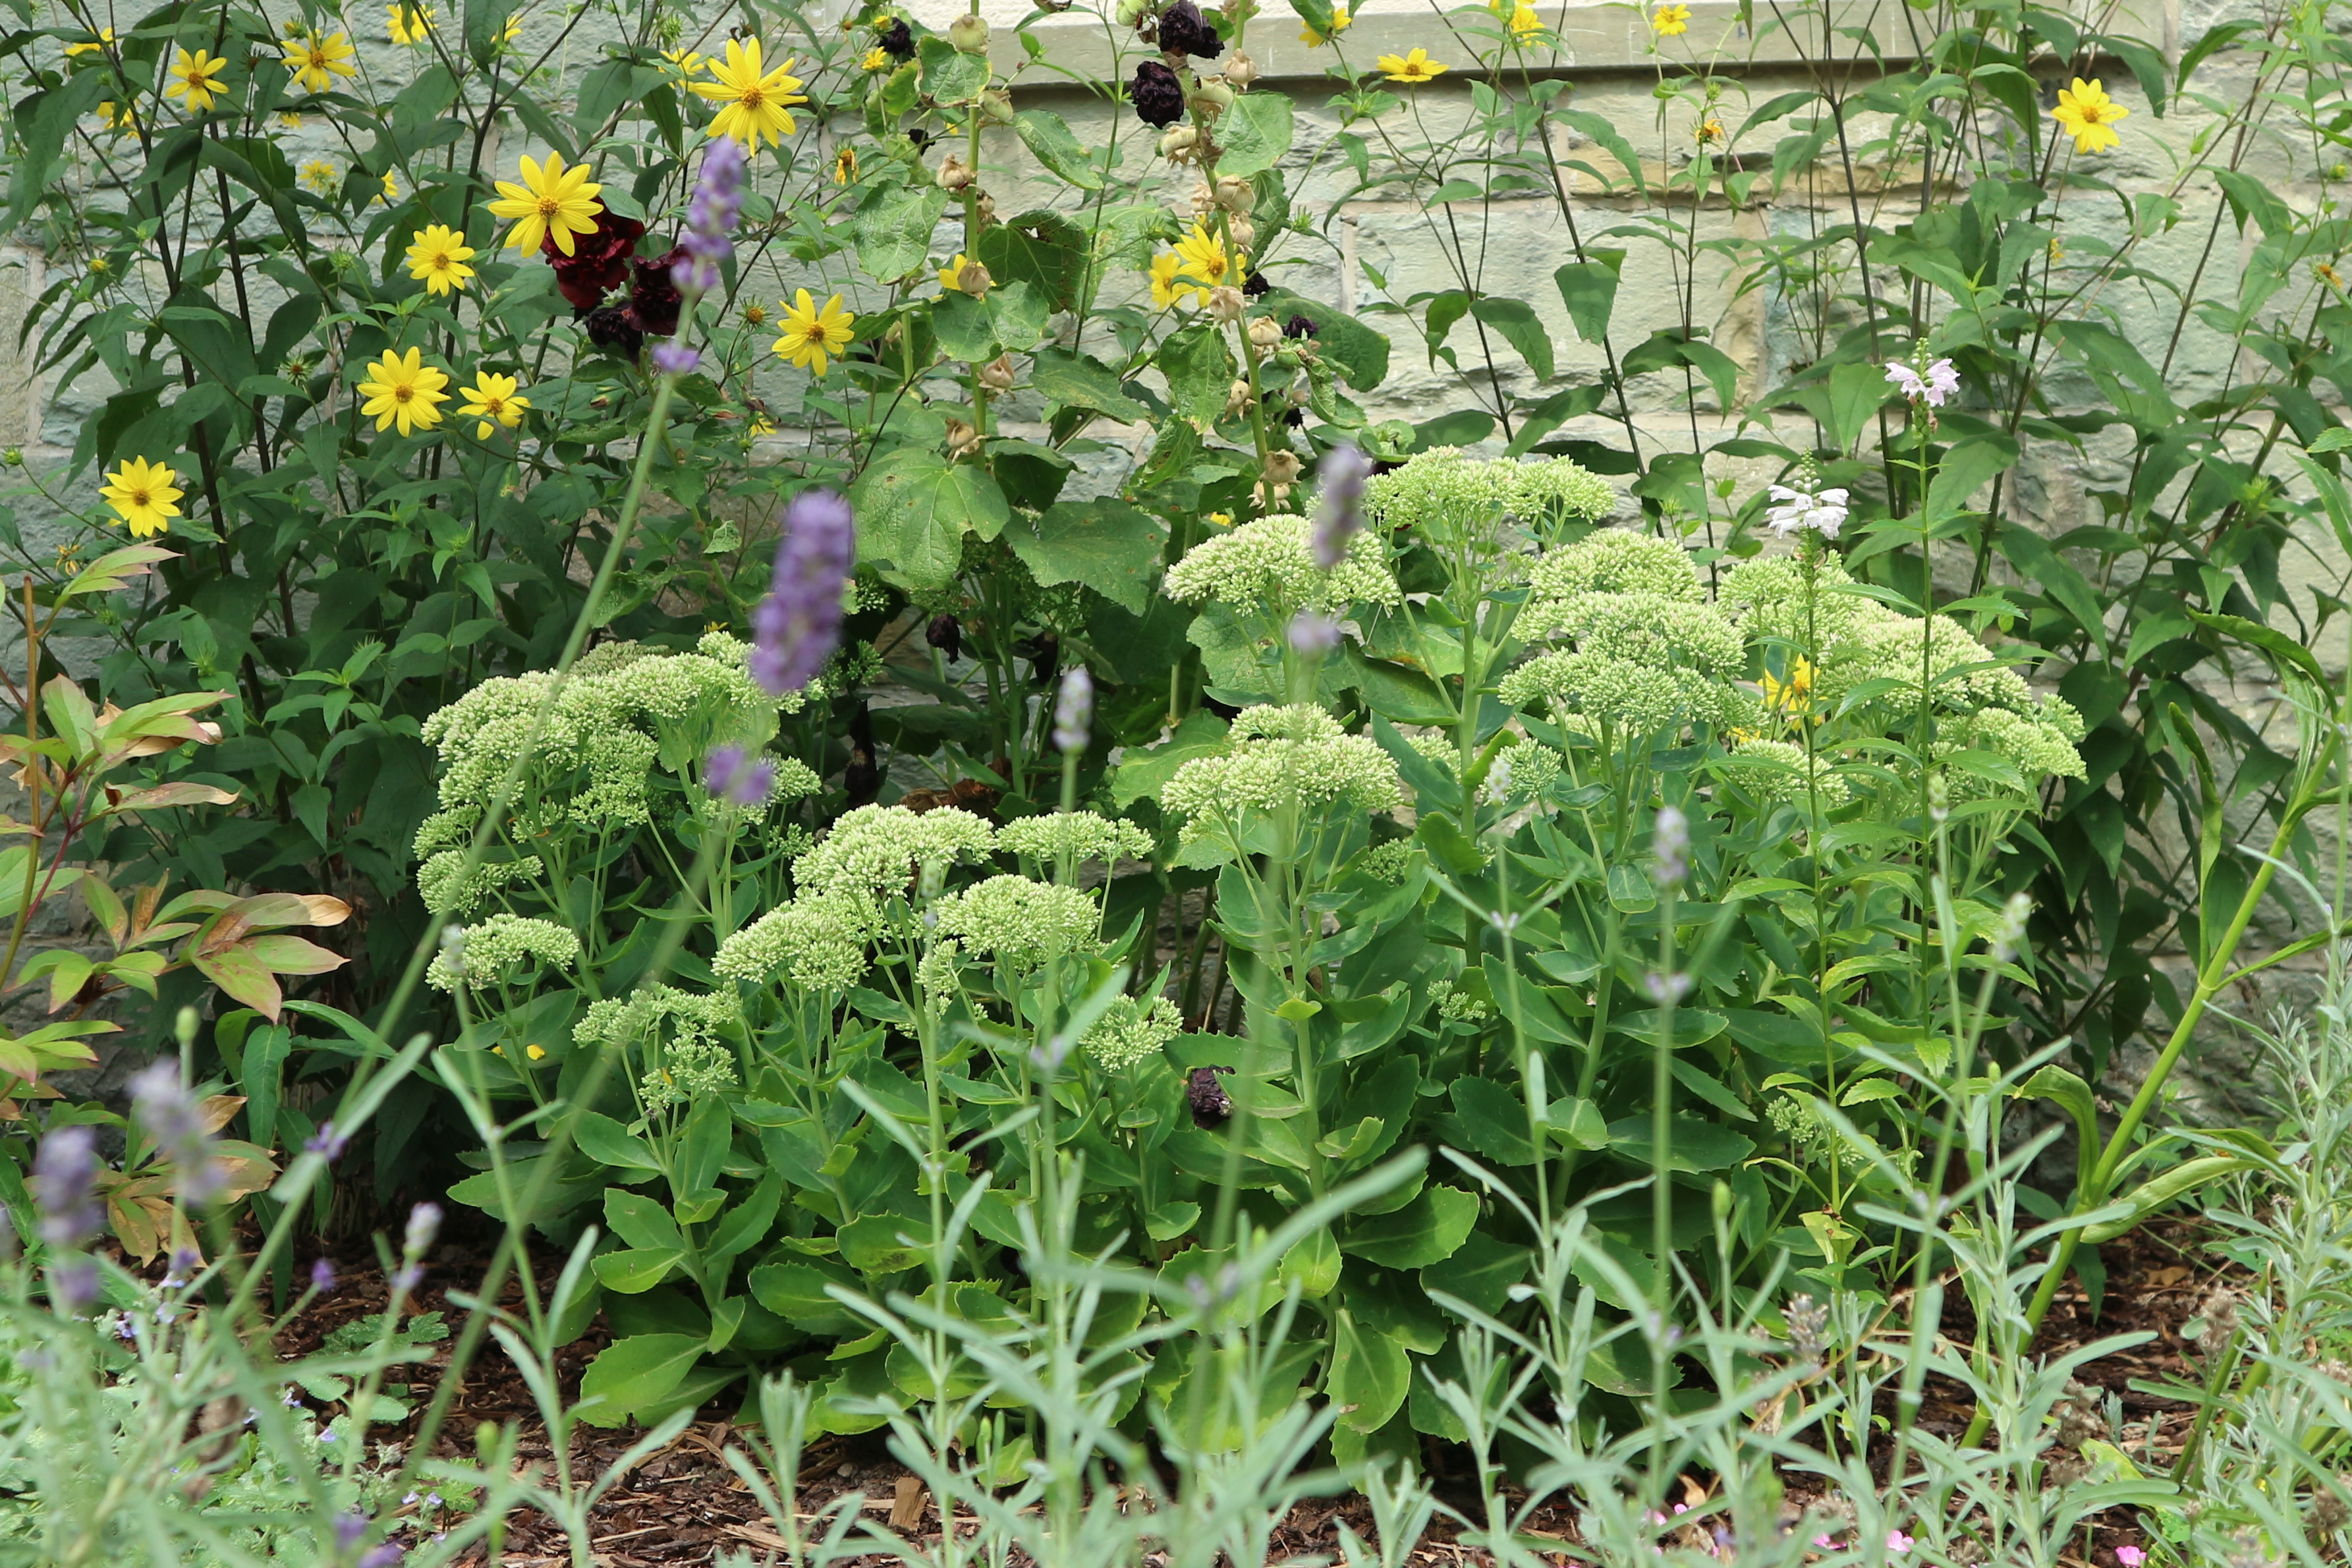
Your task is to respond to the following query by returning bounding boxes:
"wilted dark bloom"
[1156,0,1223,58]
[704,743,775,807]
[545,210,645,311]
[306,1121,350,1162]
[1131,59,1185,126]
[1288,610,1340,656]
[751,489,856,696]
[1284,313,1317,339]
[131,1058,228,1206]
[582,304,643,357]
[651,342,700,377]
[1187,1065,1233,1128]
[1652,803,1688,887]
[878,16,914,58]
[1241,271,1270,298]
[627,246,686,336]
[1311,443,1369,569]
[1053,665,1093,753]
[32,1125,102,1251]
[926,612,962,661]
[403,1202,443,1260]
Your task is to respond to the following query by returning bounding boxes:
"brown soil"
[238,1217,2227,1567]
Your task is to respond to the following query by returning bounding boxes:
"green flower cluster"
[713,891,876,991]
[932,875,1102,970]
[1163,704,1404,841]
[1719,738,1852,809]
[574,983,740,1052]
[1164,514,1401,618]
[996,811,1155,871]
[1526,527,1706,607]
[791,803,996,909]
[416,854,544,918]
[1084,994,1183,1071]
[426,913,580,992]
[1363,449,1616,544]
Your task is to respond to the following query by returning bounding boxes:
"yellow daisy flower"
[376,171,400,204]
[501,14,522,42]
[405,225,476,294]
[100,457,183,539]
[165,47,229,113]
[299,158,339,195]
[1760,656,1814,716]
[661,46,707,78]
[387,4,435,44]
[281,29,358,92]
[748,413,778,435]
[457,370,529,438]
[692,38,806,149]
[1376,47,1447,83]
[65,26,115,57]
[1505,1,1541,38]
[1172,222,1242,290]
[771,289,855,374]
[486,152,604,254]
[95,100,137,133]
[834,146,858,185]
[1149,250,1204,309]
[860,44,890,70]
[938,252,989,295]
[356,347,451,435]
[277,112,304,128]
[2050,77,2127,155]
[1300,1,1349,45]
[1650,3,1689,33]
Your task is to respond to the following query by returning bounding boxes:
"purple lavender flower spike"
[1053,666,1093,754]
[673,135,746,296]
[704,744,775,807]
[1288,610,1341,656]
[331,1512,369,1554]
[310,1256,339,1294]
[651,342,700,378]
[130,1059,227,1206]
[32,1124,102,1250]
[1652,804,1689,888]
[403,1202,443,1260]
[1310,443,1370,570]
[751,489,855,697]
[306,1121,350,1162]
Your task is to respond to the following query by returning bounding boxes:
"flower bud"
[947,13,990,52]
[974,192,997,226]
[978,352,1017,393]
[944,418,982,459]
[1116,0,1148,23]
[1158,125,1200,158]
[980,86,1014,123]
[1225,51,1256,86]
[1214,175,1253,211]
[1189,79,1234,114]
[1262,449,1302,486]
[1227,216,1255,250]
[1206,285,1244,320]
[955,260,994,294]
[1223,378,1252,418]
[1246,315,1282,351]
[937,152,975,190]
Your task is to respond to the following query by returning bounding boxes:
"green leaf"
[1604,1115,1756,1171]
[1552,259,1620,344]
[1013,111,1105,190]
[1258,289,1389,390]
[853,182,951,283]
[574,1111,661,1173]
[930,293,999,362]
[1112,711,1229,808]
[576,1333,708,1428]
[1217,92,1295,178]
[978,213,1087,313]
[748,1257,862,1334]
[1328,1308,1411,1432]
[1341,1185,1478,1268]
[1554,111,1644,192]
[603,1188,684,1252]
[852,449,1009,592]
[1002,501,1167,615]
[918,34,990,102]
[1158,323,1238,424]
[1606,862,1656,913]
[2079,1156,2255,1245]
[1469,297,1554,381]
[1450,1077,1537,1167]
[592,1246,685,1293]
[1030,348,1148,423]
[1925,434,2019,526]
[986,278,1051,350]
[1999,522,2105,652]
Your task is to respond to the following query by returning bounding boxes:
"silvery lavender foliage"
[32,1124,101,1251]
[704,743,775,806]
[751,489,855,697]
[1053,666,1093,753]
[671,134,744,296]
[129,1059,227,1206]
[1310,443,1370,570]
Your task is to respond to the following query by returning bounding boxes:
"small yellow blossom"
[1172,222,1243,291]
[1376,47,1447,84]
[95,99,137,133]
[101,457,183,539]
[860,44,890,70]
[1300,1,1349,45]
[405,225,476,295]
[165,47,229,112]
[2050,77,2127,155]
[661,47,707,78]
[938,252,988,295]
[1207,511,1234,528]
[1651,3,1689,33]
[277,112,304,129]
[1150,251,1204,309]
[743,302,768,327]
[2319,261,2346,293]
[526,1043,546,1060]
[692,38,806,149]
[387,4,435,45]
[1491,0,1541,40]
[356,347,451,435]
[1760,656,1814,717]
[457,370,529,438]
[65,26,115,57]
[772,289,856,374]
[281,29,358,92]
[299,157,339,196]
[834,146,858,185]
[1696,117,1724,145]
[376,171,400,204]
[486,151,603,254]
[748,413,777,435]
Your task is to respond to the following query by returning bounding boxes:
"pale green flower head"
[639,1035,737,1113]
[1364,448,1518,537]
[1499,650,1756,735]
[574,983,740,1050]
[1535,592,1744,675]
[1718,737,1852,809]
[932,874,1102,969]
[1527,528,1705,605]
[793,804,997,907]
[1815,613,2036,718]
[714,891,876,991]
[1084,994,1182,1071]
[1719,554,1888,652]
[1358,837,1419,883]
[1162,704,1404,840]
[1511,459,1617,530]
[426,913,580,992]
[996,811,1155,872]
[1939,705,2089,793]
[417,853,545,918]
[1164,513,1401,619]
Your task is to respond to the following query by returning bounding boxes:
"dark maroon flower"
[1284,312,1317,338]
[1157,0,1223,59]
[627,245,686,336]
[545,211,645,311]
[878,16,914,58]
[1187,1065,1233,1128]
[1131,59,1185,127]
[925,612,961,661]
[1241,270,1270,298]
[583,304,643,357]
